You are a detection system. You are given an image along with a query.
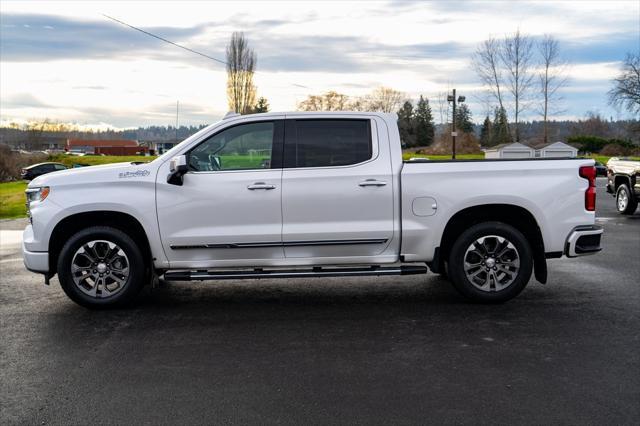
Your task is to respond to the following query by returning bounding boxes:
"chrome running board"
[163,265,428,281]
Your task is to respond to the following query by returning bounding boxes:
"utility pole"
[447,89,465,160]
[175,100,179,143]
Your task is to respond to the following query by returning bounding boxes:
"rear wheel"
[616,184,637,215]
[57,226,147,308]
[447,222,533,303]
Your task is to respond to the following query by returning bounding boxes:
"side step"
[164,265,428,281]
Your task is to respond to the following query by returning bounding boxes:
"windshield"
[154,120,222,163]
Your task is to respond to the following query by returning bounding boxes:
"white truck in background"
[23,112,603,308]
[606,157,640,214]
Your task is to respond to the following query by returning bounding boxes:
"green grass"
[218,155,270,169]
[402,153,485,161]
[588,155,640,165]
[48,154,157,167]
[0,181,28,219]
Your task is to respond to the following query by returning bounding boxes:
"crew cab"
[23,112,603,308]
[606,157,640,215]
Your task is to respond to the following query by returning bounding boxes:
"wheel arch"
[434,203,547,283]
[613,174,632,191]
[48,211,152,276]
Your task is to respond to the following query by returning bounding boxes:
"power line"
[102,14,228,66]
[101,14,350,99]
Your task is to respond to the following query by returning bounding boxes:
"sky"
[1,0,639,129]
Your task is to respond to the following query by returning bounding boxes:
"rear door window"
[286,119,372,168]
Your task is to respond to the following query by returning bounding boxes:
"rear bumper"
[564,225,603,257]
[22,241,49,274]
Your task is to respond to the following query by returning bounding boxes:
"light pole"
[447,89,465,159]
[175,100,179,144]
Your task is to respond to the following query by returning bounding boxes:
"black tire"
[57,226,147,309]
[447,221,533,303]
[616,184,638,215]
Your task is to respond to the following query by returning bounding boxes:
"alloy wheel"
[463,235,520,292]
[70,240,130,298]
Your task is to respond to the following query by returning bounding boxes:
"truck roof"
[222,111,398,120]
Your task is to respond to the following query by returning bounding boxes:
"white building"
[484,141,578,159]
[484,142,535,159]
[534,142,578,158]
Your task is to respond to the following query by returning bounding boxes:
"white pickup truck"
[23,112,603,308]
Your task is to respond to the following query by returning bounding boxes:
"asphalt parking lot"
[1,179,638,425]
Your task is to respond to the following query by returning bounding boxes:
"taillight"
[579,165,596,211]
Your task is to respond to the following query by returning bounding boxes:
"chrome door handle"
[247,182,276,190]
[359,179,387,187]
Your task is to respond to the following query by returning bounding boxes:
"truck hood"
[28,161,157,188]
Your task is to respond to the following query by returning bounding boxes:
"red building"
[66,139,148,155]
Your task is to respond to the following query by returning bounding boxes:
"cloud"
[2,93,51,108]
[238,34,476,74]
[71,85,107,90]
[1,2,638,127]
[0,13,210,62]
[562,34,639,64]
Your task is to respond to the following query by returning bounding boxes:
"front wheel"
[57,226,147,308]
[616,184,638,215]
[447,222,533,303]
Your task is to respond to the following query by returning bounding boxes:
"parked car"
[594,161,607,177]
[606,157,640,214]
[20,162,67,180]
[23,112,603,308]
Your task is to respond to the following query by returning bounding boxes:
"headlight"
[25,186,50,204]
[25,187,50,220]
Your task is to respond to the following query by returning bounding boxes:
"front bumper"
[565,225,603,257]
[22,241,49,273]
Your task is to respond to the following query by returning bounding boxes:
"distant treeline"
[499,117,639,145]
[0,116,638,151]
[0,124,209,149]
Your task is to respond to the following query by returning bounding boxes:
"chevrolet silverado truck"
[23,112,603,308]
[606,157,640,215]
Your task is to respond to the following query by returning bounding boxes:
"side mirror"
[167,155,188,186]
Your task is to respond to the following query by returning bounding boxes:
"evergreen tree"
[252,97,270,113]
[480,115,492,146]
[414,95,435,146]
[455,104,474,133]
[397,100,416,147]
[491,106,511,145]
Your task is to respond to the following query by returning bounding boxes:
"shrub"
[600,143,640,157]
[417,132,483,155]
[600,144,628,156]
[567,135,636,153]
[0,144,47,182]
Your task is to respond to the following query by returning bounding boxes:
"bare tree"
[298,91,350,111]
[473,37,506,110]
[435,91,450,125]
[226,32,257,114]
[347,97,368,111]
[364,87,404,112]
[538,35,569,143]
[608,53,640,116]
[500,29,535,142]
[25,119,50,150]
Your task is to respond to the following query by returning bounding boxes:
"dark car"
[594,161,607,177]
[21,162,67,180]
